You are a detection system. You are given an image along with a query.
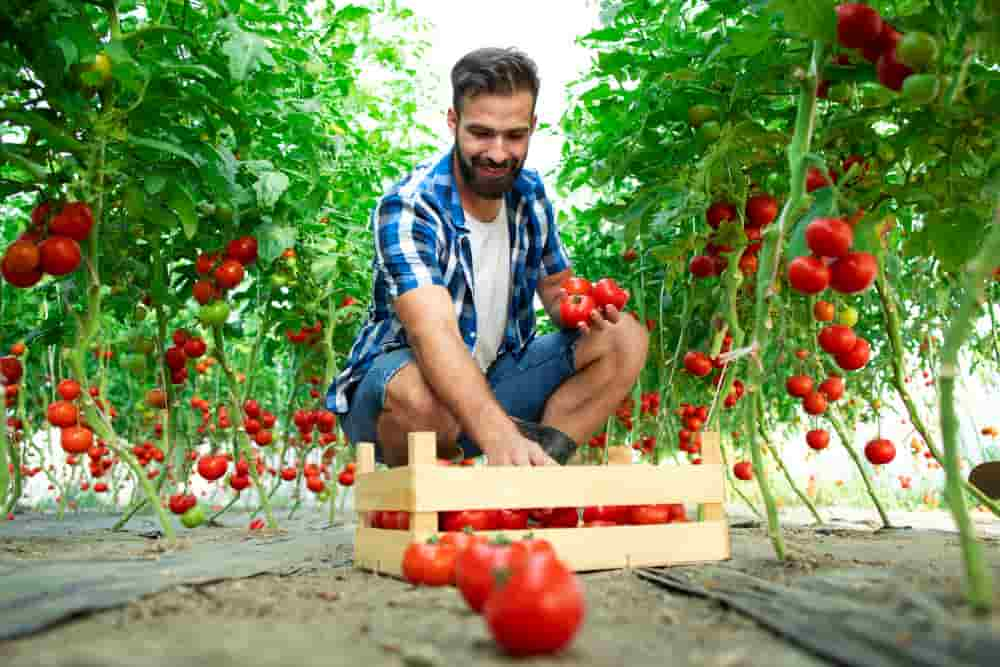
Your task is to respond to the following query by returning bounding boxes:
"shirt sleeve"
[535,183,572,279]
[374,194,446,300]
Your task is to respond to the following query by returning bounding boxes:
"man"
[326,47,648,467]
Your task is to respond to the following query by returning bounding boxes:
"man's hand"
[553,286,623,335]
[481,432,557,466]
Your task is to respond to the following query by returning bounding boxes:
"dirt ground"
[1,508,999,667]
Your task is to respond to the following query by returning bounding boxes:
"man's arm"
[537,267,573,328]
[395,284,554,466]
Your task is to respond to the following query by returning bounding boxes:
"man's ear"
[447,108,457,133]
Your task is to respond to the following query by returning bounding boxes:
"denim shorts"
[340,329,582,462]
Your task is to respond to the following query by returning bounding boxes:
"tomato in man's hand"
[560,276,592,296]
[560,294,596,329]
[591,277,629,311]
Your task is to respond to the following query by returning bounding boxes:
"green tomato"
[838,305,859,327]
[270,272,290,289]
[214,203,234,224]
[698,120,722,142]
[859,82,894,109]
[897,32,939,70]
[828,82,855,104]
[181,504,206,529]
[317,489,332,502]
[687,104,718,128]
[902,74,940,105]
[198,301,230,327]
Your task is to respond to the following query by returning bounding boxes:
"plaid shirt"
[325,147,572,414]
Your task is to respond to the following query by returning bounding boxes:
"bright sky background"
[396,0,604,183]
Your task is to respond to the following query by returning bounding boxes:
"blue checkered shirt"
[325,147,572,414]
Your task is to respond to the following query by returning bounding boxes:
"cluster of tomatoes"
[192,235,257,327]
[558,275,629,329]
[157,328,208,387]
[830,3,940,101]
[1,201,92,288]
[1,352,24,409]
[401,533,584,657]
[689,193,778,279]
[674,403,710,463]
[787,215,877,298]
[682,335,746,410]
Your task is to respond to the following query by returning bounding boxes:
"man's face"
[448,90,536,200]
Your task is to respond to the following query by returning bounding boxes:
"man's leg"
[539,314,649,444]
[375,362,463,466]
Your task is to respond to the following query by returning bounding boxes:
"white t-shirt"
[464,199,511,373]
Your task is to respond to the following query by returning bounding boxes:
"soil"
[0,507,998,667]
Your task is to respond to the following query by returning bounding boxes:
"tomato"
[192,280,215,305]
[738,251,758,276]
[225,236,258,265]
[733,461,753,481]
[47,400,78,427]
[38,236,82,275]
[830,252,877,293]
[591,277,629,311]
[802,391,828,415]
[183,337,207,359]
[48,202,94,241]
[180,504,206,529]
[1,356,23,384]
[560,276,591,296]
[805,166,837,193]
[862,22,901,63]
[838,305,860,327]
[168,493,197,515]
[280,467,297,481]
[787,255,831,294]
[687,104,718,127]
[902,74,941,105]
[582,505,626,524]
[456,540,513,612]
[1,254,43,287]
[683,351,713,377]
[496,508,530,529]
[689,254,716,278]
[706,201,736,229]
[230,474,252,491]
[835,3,883,49]
[214,259,245,289]
[806,429,830,451]
[813,300,835,321]
[621,247,638,262]
[835,337,871,371]
[439,530,485,552]
[865,438,896,465]
[61,425,93,454]
[805,217,853,258]
[876,47,914,92]
[402,540,457,586]
[198,301,230,327]
[818,325,857,355]
[560,294,595,329]
[897,32,938,69]
[164,346,186,371]
[197,454,228,481]
[819,376,845,401]
[440,509,491,532]
[4,240,40,273]
[253,429,273,446]
[785,374,813,398]
[629,504,671,524]
[745,193,778,227]
[485,552,585,657]
[195,253,218,275]
[543,507,580,528]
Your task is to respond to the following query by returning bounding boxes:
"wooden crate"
[352,431,730,577]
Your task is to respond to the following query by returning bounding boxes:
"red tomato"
[733,461,753,481]
[38,236,82,275]
[582,505,626,524]
[805,166,837,193]
[214,259,245,289]
[813,300,835,321]
[745,193,778,228]
[683,351,713,377]
[439,530,485,552]
[835,337,871,371]
[785,375,813,398]
[48,202,94,241]
[876,47,913,91]
[456,540,513,612]
[829,252,877,294]
[543,507,580,528]
[666,503,686,522]
[485,553,585,656]
[865,438,896,465]
[706,201,737,229]
[628,504,671,525]
[197,455,228,481]
[805,217,854,258]
[689,254,716,278]
[559,294,596,329]
[61,425,93,454]
[402,541,457,586]
[168,493,197,515]
[225,236,258,265]
[787,255,831,294]
[835,3,883,49]
[818,325,858,356]
[591,277,629,311]
[802,391,828,416]
[47,400,79,427]
[56,379,81,401]
[495,508,530,529]
[561,276,592,296]
[806,429,830,451]
[819,376,845,401]
[440,509,492,532]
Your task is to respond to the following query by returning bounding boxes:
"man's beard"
[454,140,524,200]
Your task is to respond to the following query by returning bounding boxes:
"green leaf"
[127,134,201,167]
[255,171,290,209]
[766,0,837,42]
[913,209,988,272]
[166,183,198,240]
[257,223,297,266]
[580,26,624,43]
[221,18,276,81]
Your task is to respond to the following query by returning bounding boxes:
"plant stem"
[936,200,1000,614]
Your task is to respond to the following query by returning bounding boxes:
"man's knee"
[383,364,460,440]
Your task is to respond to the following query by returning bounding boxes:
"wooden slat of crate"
[355,520,730,578]
[355,464,725,512]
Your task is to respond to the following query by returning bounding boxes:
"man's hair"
[451,47,540,116]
